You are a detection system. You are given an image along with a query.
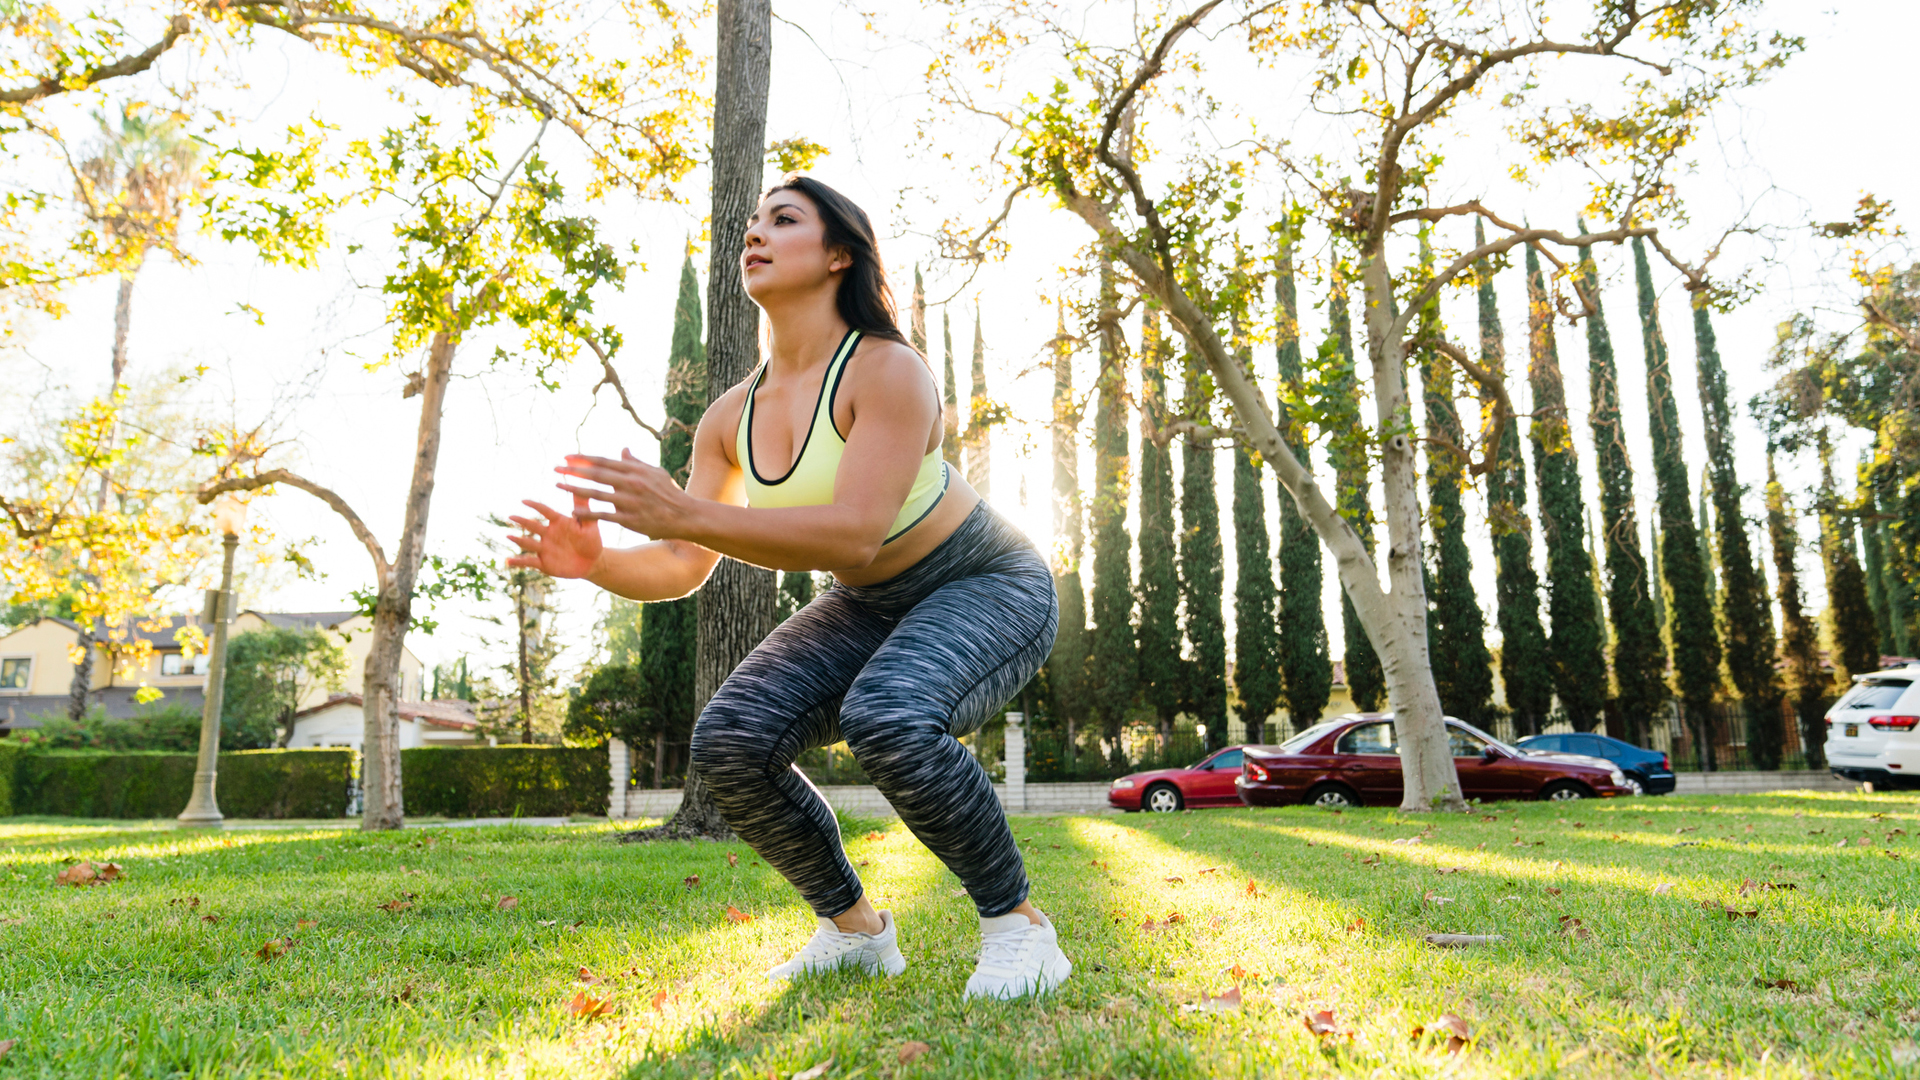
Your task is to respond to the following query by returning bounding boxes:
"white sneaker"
[766,909,907,981]
[964,912,1072,1000]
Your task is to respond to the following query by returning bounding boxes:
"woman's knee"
[689,696,773,785]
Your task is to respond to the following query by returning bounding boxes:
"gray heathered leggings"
[689,500,1058,919]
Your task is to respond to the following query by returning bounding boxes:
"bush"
[0,739,21,816]
[8,748,352,818]
[401,745,607,817]
[12,704,204,752]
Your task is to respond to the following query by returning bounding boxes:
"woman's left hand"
[555,449,691,540]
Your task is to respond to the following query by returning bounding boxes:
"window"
[160,653,209,677]
[1447,726,1488,757]
[1337,722,1399,755]
[1834,679,1911,712]
[1207,749,1244,772]
[1277,722,1342,754]
[0,657,29,691]
[1569,735,1611,757]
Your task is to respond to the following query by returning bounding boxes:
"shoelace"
[792,925,866,963]
[975,924,1037,975]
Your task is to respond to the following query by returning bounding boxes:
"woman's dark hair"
[762,175,907,345]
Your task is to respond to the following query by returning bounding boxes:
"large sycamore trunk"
[361,331,456,830]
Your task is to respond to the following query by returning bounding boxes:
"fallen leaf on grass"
[1411,1012,1473,1054]
[1652,883,1675,896]
[1390,837,1425,846]
[1435,866,1466,875]
[1738,879,1796,895]
[791,1058,834,1079]
[1754,977,1802,991]
[392,983,415,1004]
[0,1038,14,1059]
[495,896,518,911]
[1181,986,1242,1013]
[1304,1009,1352,1040]
[577,967,598,984]
[726,905,754,924]
[1557,915,1591,940]
[201,914,220,924]
[1163,876,1184,884]
[1422,891,1453,907]
[1545,887,1562,897]
[650,990,670,1011]
[1700,900,1760,920]
[1245,878,1264,897]
[538,919,557,927]
[866,831,887,842]
[1089,859,1109,870]
[727,853,739,868]
[1424,933,1504,948]
[54,862,121,888]
[378,899,413,914]
[1345,917,1367,933]
[1359,854,1382,867]
[169,897,200,909]
[1196,866,1223,875]
[683,874,701,888]
[1139,912,1185,932]
[1889,1042,1919,1066]
[569,991,613,1019]
[897,1040,932,1064]
[256,937,294,962]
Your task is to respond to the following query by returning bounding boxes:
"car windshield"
[1834,678,1911,711]
[1274,721,1342,754]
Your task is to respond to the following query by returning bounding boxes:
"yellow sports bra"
[737,328,950,544]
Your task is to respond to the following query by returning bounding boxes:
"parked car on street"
[1513,732,1675,795]
[1237,714,1631,808]
[1825,663,1920,791]
[1108,746,1248,812]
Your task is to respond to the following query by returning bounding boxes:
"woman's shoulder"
[845,333,934,389]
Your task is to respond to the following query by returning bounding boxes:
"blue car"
[1513,733,1676,795]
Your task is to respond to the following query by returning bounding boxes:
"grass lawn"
[1,791,1916,1078]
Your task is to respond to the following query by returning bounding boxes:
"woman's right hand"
[506,496,604,580]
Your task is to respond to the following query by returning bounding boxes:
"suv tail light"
[1245,761,1270,781]
[1868,715,1920,731]
[1660,753,1670,772]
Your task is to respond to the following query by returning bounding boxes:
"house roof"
[250,611,364,632]
[3,611,368,650]
[292,693,479,731]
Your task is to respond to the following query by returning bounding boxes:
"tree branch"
[0,15,191,105]
[198,470,391,582]
[1424,338,1512,478]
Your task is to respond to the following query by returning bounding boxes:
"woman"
[506,176,1068,1001]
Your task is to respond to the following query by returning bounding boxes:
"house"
[285,693,488,750]
[0,611,427,733]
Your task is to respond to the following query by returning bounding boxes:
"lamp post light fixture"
[177,495,247,828]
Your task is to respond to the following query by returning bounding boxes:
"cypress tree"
[1047,302,1088,760]
[1767,450,1826,768]
[1577,230,1666,746]
[636,253,705,773]
[1698,469,1718,611]
[942,305,962,471]
[1181,346,1229,748]
[1231,339,1282,744]
[1274,242,1332,732]
[1693,298,1784,768]
[1634,236,1721,769]
[1862,481,1896,656]
[1136,313,1184,745]
[1651,519,1667,636]
[774,570,814,624]
[1089,266,1138,761]
[1477,227,1552,736]
[966,305,993,498]
[1419,237,1494,727]
[1325,270,1385,711]
[1818,433,1879,685]
[1526,243,1608,731]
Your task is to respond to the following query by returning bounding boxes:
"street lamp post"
[178,496,247,828]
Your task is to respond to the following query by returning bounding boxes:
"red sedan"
[1237,714,1631,808]
[1108,746,1250,812]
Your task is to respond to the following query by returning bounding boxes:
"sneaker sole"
[964,942,1073,1001]
[768,945,907,982]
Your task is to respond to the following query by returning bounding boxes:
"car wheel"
[1144,783,1184,813]
[1541,780,1590,802]
[1304,783,1360,809]
[1623,776,1645,796]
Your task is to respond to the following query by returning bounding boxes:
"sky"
[5,0,1912,693]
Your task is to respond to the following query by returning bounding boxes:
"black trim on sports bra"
[882,460,952,545]
[745,327,859,486]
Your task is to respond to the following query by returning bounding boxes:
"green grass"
[1,792,1916,1078]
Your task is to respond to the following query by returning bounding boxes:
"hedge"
[0,740,21,817]
[400,745,607,817]
[7,748,352,819]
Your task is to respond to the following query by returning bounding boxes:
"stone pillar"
[608,738,631,819]
[1002,712,1026,813]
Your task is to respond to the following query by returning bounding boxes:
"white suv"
[1825,662,1920,791]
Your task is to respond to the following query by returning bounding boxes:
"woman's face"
[741,189,849,303]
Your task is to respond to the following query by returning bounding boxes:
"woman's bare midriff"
[830,473,982,586]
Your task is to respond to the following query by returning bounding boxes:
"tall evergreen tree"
[1136,312,1184,745]
[942,305,961,470]
[1526,243,1608,731]
[1698,469,1718,611]
[1231,331,1282,744]
[1325,270,1385,711]
[1651,518,1667,636]
[1817,431,1879,686]
[1863,500,1896,657]
[1693,298,1783,767]
[1047,302,1089,759]
[1634,236,1721,768]
[635,253,703,776]
[1477,227,1552,735]
[1576,229,1666,745]
[1418,238,1494,727]
[966,305,994,498]
[774,570,814,624]
[1181,347,1229,749]
[1273,242,1332,732]
[1089,266,1138,761]
[1767,450,1826,768]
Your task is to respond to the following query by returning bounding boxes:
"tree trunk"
[96,269,138,512]
[627,0,771,844]
[361,330,457,830]
[66,624,95,722]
